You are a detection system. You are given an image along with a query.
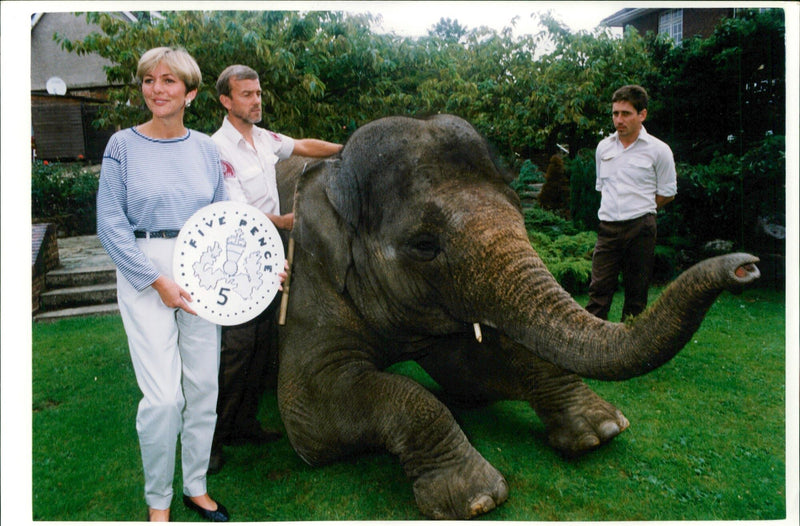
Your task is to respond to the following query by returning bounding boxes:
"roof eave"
[600,8,658,27]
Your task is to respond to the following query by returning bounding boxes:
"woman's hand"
[151,275,197,315]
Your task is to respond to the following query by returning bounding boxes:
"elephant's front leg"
[415,332,629,457]
[278,357,508,519]
[527,355,630,456]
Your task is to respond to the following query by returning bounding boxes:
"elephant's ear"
[294,159,353,293]
[324,159,361,230]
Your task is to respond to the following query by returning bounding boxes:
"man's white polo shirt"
[212,116,295,215]
[595,126,677,222]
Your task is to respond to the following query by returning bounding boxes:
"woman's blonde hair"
[136,47,202,92]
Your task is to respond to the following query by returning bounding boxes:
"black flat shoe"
[182,495,229,522]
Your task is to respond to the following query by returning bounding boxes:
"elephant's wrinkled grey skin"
[274,115,760,519]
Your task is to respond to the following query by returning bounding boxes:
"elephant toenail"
[598,421,621,438]
[470,495,495,516]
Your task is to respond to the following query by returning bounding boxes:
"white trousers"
[116,238,221,510]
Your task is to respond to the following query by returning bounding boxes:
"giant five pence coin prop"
[173,201,285,325]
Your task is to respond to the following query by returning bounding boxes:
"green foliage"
[520,158,546,184]
[653,243,682,284]
[528,229,596,294]
[647,9,785,162]
[664,135,785,254]
[514,161,593,293]
[530,18,657,155]
[523,206,594,294]
[56,11,391,140]
[510,159,545,202]
[523,205,579,237]
[53,11,662,168]
[48,8,786,257]
[429,17,468,43]
[31,161,99,236]
[31,287,785,520]
[53,9,785,168]
[568,148,600,232]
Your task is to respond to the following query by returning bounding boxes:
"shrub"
[538,154,570,217]
[567,148,600,232]
[511,159,545,204]
[523,206,580,238]
[528,229,596,295]
[32,161,99,236]
[524,205,596,294]
[664,134,785,255]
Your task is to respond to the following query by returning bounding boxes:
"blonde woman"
[97,47,229,522]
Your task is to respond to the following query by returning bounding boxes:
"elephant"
[273,114,760,519]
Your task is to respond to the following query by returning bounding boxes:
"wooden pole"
[278,163,309,326]
[278,236,294,325]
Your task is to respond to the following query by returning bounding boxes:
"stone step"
[34,303,120,323]
[39,283,117,310]
[46,265,117,289]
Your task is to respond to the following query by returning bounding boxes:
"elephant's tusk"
[473,322,483,343]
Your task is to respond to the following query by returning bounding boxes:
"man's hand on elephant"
[267,212,294,231]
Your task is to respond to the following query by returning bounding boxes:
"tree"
[55,9,785,188]
[530,16,657,158]
[645,9,785,163]
[429,17,468,43]
[56,11,394,141]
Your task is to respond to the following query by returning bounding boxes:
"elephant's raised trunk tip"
[729,253,760,283]
[710,252,760,294]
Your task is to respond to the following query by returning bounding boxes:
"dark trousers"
[212,300,279,448]
[586,214,657,321]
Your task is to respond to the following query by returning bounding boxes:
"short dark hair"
[216,65,259,97]
[612,85,649,113]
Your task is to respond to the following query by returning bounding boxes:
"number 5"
[217,287,230,305]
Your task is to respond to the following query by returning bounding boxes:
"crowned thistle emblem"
[192,228,263,300]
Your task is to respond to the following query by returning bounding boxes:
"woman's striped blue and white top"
[97,127,228,291]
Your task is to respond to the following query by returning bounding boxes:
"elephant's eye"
[405,233,441,262]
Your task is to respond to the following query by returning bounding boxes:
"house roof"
[30,11,138,30]
[600,8,659,27]
[30,12,142,92]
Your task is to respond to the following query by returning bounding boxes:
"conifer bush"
[567,149,600,232]
[511,159,545,207]
[538,154,570,217]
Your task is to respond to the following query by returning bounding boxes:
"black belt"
[133,230,180,239]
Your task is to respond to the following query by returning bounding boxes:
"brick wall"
[625,8,734,40]
[32,223,60,314]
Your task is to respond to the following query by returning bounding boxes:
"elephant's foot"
[536,386,629,457]
[412,448,508,519]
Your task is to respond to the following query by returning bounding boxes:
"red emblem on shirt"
[268,131,282,142]
[221,160,236,178]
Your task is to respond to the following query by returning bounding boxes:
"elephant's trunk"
[460,215,760,381]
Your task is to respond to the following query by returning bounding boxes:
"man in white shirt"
[209,65,342,473]
[586,85,677,321]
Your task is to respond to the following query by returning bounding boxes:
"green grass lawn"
[31,287,786,521]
